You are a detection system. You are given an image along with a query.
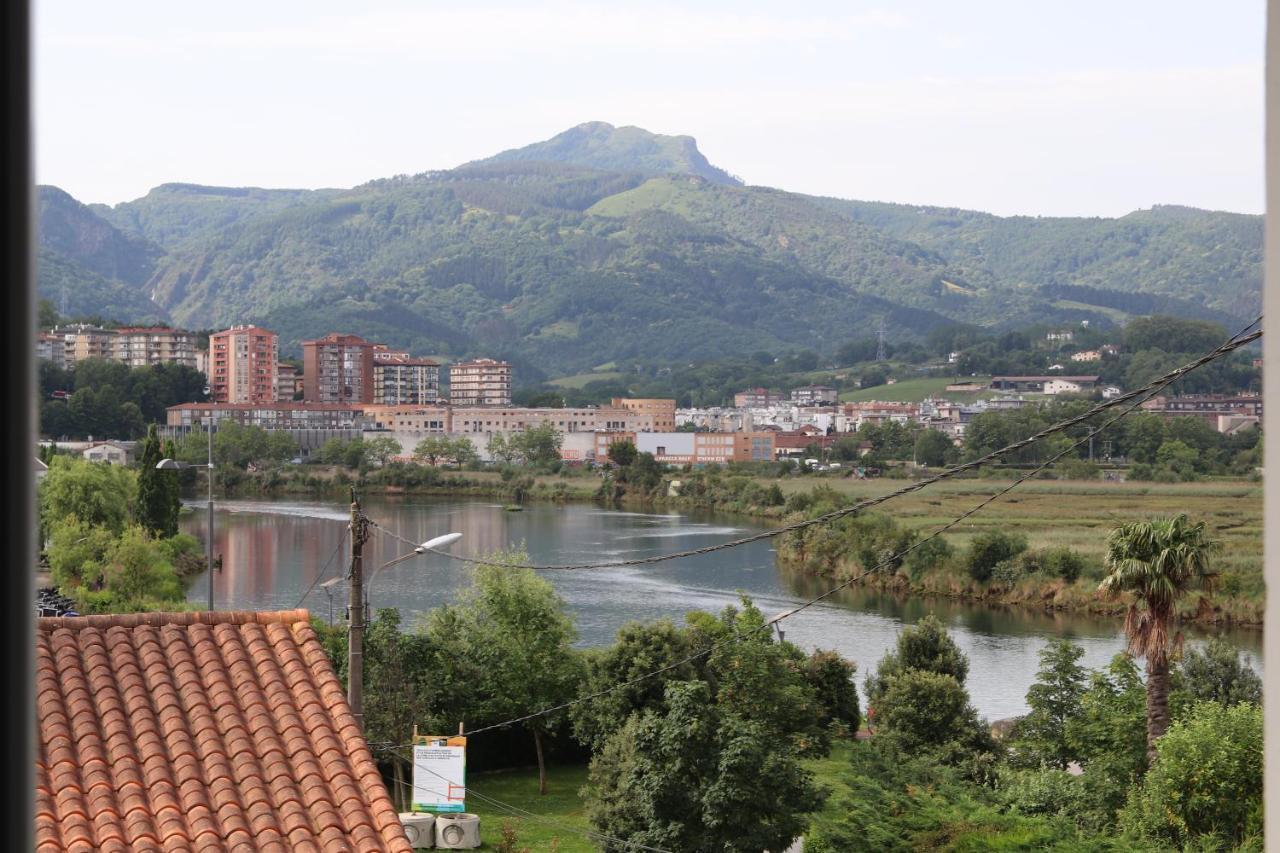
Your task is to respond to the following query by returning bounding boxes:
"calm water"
[182,496,1263,721]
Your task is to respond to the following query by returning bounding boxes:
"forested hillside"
[37,123,1262,376]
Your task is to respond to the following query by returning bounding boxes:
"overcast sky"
[35,0,1264,217]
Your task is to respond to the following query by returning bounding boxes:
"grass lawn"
[424,742,862,851]
[461,763,597,851]
[840,375,994,403]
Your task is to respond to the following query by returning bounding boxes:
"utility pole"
[348,489,370,730]
[876,317,888,362]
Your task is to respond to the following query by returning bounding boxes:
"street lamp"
[319,576,344,626]
[157,423,216,611]
[365,532,463,590]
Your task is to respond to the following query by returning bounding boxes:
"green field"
[840,375,994,403]
[548,371,628,389]
[772,476,1263,585]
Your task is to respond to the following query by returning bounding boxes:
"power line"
[369,319,1262,574]
[382,748,675,853]
[367,316,1261,742]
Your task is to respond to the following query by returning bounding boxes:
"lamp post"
[348,528,462,729]
[157,423,215,611]
[319,576,344,626]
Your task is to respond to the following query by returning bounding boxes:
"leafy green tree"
[1177,638,1262,708]
[39,455,137,534]
[511,423,563,467]
[864,614,970,709]
[965,529,1028,582]
[136,423,178,538]
[363,435,402,467]
[1065,654,1149,818]
[875,669,988,756]
[428,549,579,794]
[100,525,183,605]
[1119,701,1261,848]
[486,432,516,465]
[1100,515,1218,760]
[570,619,698,751]
[1010,640,1087,769]
[45,516,116,590]
[412,435,476,466]
[802,649,861,733]
[1120,414,1166,464]
[606,439,637,467]
[584,680,824,853]
[913,429,955,467]
[1154,440,1198,480]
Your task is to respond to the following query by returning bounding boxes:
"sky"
[35,0,1264,217]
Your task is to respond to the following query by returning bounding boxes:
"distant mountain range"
[37,121,1261,377]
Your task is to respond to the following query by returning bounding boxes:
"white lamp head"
[415,532,463,553]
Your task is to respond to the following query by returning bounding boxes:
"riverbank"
[207,464,1263,627]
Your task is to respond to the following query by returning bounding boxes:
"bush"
[1055,458,1100,480]
[1119,702,1262,847]
[1042,547,1086,582]
[966,530,1029,582]
[904,535,954,578]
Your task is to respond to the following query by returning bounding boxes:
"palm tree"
[1100,514,1218,761]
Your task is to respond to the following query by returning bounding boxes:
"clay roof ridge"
[38,609,312,632]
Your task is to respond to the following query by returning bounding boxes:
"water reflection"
[183,496,1263,721]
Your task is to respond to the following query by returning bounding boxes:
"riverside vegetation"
[310,549,1262,851]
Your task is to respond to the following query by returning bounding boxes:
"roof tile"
[36,610,411,851]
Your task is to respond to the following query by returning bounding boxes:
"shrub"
[966,530,1029,582]
[1055,458,1100,480]
[1119,702,1262,847]
[1042,547,1086,582]
[904,535,954,578]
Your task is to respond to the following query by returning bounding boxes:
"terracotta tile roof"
[36,609,411,852]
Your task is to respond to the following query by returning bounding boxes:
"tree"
[606,439,638,467]
[913,429,954,467]
[486,432,516,465]
[430,550,579,795]
[100,525,183,606]
[1009,640,1087,770]
[136,423,178,538]
[413,435,468,466]
[570,619,698,751]
[1154,440,1198,480]
[864,614,969,709]
[584,680,824,853]
[965,529,1028,582]
[511,423,563,468]
[1119,701,1261,848]
[45,516,116,590]
[802,649,861,734]
[1178,638,1262,708]
[1064,653,1148,817]
[875,669,987,756]
[39,455,138,534]
[363,436,402,467]
[1099,515,1218,760]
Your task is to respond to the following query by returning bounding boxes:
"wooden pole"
[348,489,368,730]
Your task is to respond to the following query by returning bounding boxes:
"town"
[36,321,1263,471]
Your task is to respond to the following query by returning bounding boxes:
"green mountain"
[38,124,1262,376]
[36,186,167,321]
[472,121,742,186]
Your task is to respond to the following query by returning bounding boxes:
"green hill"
[36,123,1263,377]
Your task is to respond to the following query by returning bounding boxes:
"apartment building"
[302,333,376,403]
[209,325,279,404]
[373,357,441,405]
[609,397,677,431]
[277,363,303,400]
[1142,393,1264,418]
[990,375,1099,394]
[111,326,198,368]
[361,404,451,436]
[166,402,364,430]
[734,388,785,408]
[61,324,115,364]
[36,332,66,369]
[630,431,776,464]
[449,358,512,406]
[791,385,838,405]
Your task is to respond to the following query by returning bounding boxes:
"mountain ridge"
[36,123,1262,376]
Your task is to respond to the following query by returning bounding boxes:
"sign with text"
[411,735,466,813]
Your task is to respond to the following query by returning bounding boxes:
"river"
[182,496,1263,721]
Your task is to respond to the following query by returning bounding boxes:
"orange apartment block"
[610,397,677,431]
[209,325,279,404]
[303,333,376,403]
